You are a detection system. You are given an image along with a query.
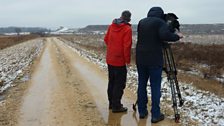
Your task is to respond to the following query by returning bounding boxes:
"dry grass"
[61,34,224,82]
[0,35,39,50]
[60,34,105,48]
[172,43,224,78]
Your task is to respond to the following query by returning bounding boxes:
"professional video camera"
[164,13,180,33]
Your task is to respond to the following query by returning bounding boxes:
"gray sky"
[0,0,223,28]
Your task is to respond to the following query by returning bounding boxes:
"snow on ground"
[0,39,44,94]
[62,39,224,126]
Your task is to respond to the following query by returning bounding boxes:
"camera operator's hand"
[176,32,184,39]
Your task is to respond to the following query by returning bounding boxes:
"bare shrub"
[172,43,224,78]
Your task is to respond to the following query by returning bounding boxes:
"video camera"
[164,13,180,33]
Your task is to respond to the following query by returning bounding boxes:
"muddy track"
[18,38,105,126]
[2,37,181,126]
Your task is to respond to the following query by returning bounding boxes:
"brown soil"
[178,73,224,97]
[17,38,105,126]
[0,41,45,126]
[0,37,195,126]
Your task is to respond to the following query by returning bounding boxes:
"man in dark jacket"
[136,7,183,123]
[104,10,132,113]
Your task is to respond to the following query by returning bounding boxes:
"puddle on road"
[20,75,30,82]
[19,44,58,126]
[73,58,153,126]
[0,95,4,101]
[57,39,181,126]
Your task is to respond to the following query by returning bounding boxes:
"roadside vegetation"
[61,34,224,83]
[172,43,224,79]
[0,35,39,50]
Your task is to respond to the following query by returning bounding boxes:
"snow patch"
[0,39,44,93]
[61,39,224,126]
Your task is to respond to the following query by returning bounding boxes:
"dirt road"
[17,38,180,126]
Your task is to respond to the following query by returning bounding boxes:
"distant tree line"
[0,27,49,34]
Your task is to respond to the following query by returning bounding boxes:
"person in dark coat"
[104,10,132,113]
[136,7,183,123]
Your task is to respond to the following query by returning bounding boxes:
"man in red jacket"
[104,10,132,113]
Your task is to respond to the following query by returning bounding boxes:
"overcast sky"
[0,0,223,28]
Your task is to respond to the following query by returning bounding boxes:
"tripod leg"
[167,45,184,107]
[133,100,138,111]
[174,77,184,107]
[163,44,183,122]
[169,79,180,123]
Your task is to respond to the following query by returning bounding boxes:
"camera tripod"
[162,43,184,122]
[132,43,184,123]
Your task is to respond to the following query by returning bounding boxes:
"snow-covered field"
[0,36,223,125]
[0,39,44,94]
[63,39,224,126]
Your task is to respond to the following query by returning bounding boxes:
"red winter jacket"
[104,19,132,66]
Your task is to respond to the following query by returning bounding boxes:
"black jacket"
[136,7,180,66]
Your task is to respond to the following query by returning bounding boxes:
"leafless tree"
[15,27,21,36]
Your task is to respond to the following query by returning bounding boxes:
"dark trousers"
[107,64,127,108]
[137,65,162,118]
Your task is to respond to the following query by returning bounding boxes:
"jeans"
[107,64,127,108]
[137,65,162,118]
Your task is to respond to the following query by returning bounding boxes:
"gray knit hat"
[121,10,131,22]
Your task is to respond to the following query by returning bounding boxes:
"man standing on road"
[104,10,132,113]
[136,7,183,123]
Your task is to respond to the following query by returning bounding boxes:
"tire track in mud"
[18,38,105,126]
[55,38,181,126]
[17,37,181,126]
